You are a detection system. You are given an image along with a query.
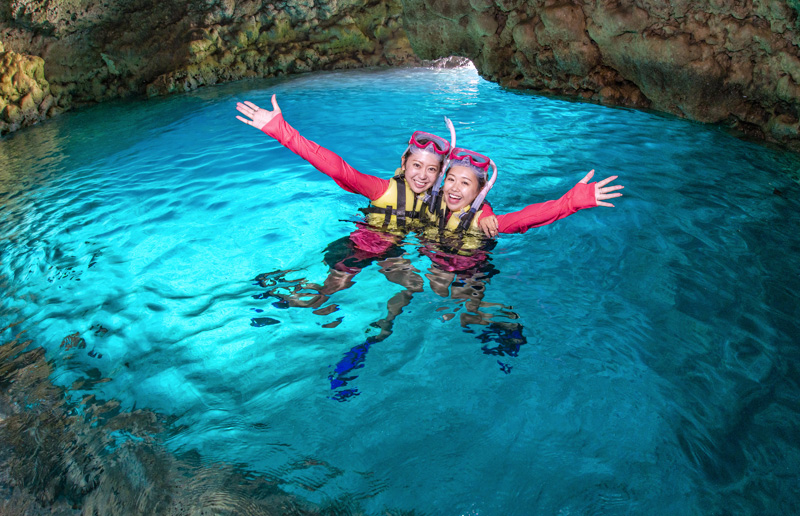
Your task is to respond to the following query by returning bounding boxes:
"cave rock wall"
[2,0,800,151]
[0,0,417,135]
[402,0,800,150]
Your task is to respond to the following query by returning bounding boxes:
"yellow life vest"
[420,192,489,253]
[360,169,427,232]
[444,206,483,234]
[423,188,483,233]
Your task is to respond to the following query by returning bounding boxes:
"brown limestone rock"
[2,0,800,150]
[0,47,52,134]
[0,0,418,134]
[401,0,800,151]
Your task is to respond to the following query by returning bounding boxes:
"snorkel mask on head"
[424,117,457,208]
[446,147,499,231]
[407,128,451,156]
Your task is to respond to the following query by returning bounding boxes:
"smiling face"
[442,165,481,212]
[402,149,443,194]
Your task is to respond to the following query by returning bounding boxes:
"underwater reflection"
[251,225,527,401]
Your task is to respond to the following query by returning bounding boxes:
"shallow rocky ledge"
[1,0,800,151]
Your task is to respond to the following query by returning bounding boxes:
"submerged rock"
[0,324,321,515]
[0,323,421,515]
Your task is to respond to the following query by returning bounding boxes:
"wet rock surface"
[1,0,799,150]
[0,0,418,135]
[403,0,800,150]
[0,42,55,134]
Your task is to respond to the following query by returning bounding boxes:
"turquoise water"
[2,65,800,515]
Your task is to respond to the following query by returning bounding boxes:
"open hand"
[579,169,624,207]
[478,215,499,238]
[236,94,281,129]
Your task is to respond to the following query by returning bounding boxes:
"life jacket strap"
[359,206,422,219]
[456,208,477,233]
[358,176,421,230]
[394,176,406,230]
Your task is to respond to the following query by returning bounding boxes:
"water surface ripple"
[1,66,800,515]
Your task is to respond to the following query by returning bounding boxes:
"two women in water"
[235,95,498,238]
[236,95,502,302]
[236,95,624,244]
[237,95,624,399]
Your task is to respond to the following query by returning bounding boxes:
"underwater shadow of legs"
[328,288,417,402]
[475,322,528,374]
[426,263,528,375]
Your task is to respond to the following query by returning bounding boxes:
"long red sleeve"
[260,114,389,201]
[496,182,597,234]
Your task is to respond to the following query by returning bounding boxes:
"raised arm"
[236,95,389,200]
[496,170,623,234]
[582,169,624,207]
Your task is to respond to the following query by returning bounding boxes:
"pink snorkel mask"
[447,147,499,225]
[425,117,457,207]
[408,129,451,155]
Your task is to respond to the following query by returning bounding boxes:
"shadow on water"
[0,323,417,516]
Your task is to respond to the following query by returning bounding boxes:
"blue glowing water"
[2,65,800,515]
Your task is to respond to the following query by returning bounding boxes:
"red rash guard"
[493,181,597,234]
[260,114,596,233]
[261,114,389,200]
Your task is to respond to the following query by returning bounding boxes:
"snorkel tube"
[425,116,456,210]
[456,159,498,232]
[471,159,497,209]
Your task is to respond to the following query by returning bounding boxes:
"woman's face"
[442,165,480,212]
[402,150,442,194]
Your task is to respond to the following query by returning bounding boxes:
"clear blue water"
[2,65,800,515]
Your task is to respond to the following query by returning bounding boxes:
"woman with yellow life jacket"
[235,95,498,317]
[235,95,498,241]
[424,146,624,244]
